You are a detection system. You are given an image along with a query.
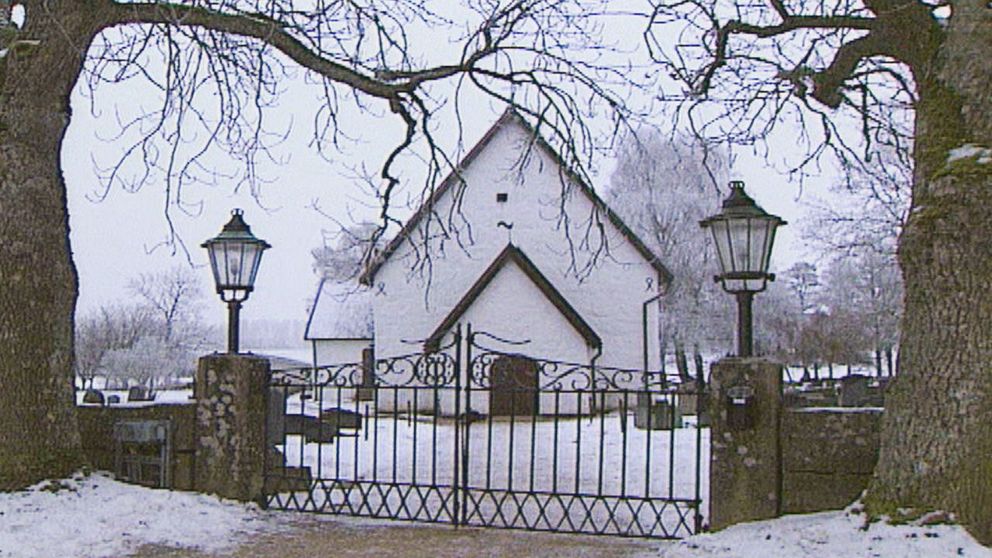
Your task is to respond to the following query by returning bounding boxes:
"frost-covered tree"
[784,262,820,314]
[74,272,208,390]
[821,251,902,376]
[101,336,191,389]
[311,222,381,282]
[607,130,733,376]
[74,304,157,389]
[753,280,803,366]
[127,266,204,345]
[649,0,992,534]
[803,146,908,378]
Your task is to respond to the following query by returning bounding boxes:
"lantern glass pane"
[708,220,733,275]
[728,219,752,273]
[747,218,770,273]
[226,242,243,287]
[763,224,779,270]
[206,243,222,288]
[242,243,263,287]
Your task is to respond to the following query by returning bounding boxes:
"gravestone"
[81,389,105,406]
[266,387,287,445]
[319,408,362,431]
[357,347,375,401]
[838,375,870,407]
[635,397,683,430]
[106,394,121,405]
[127,386,153,402]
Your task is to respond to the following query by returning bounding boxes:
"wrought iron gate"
[264,327,707,539]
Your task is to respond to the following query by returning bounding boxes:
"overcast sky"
[62,7,838,332]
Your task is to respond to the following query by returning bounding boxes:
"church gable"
[359,109,671,288]
[423,244,601,352]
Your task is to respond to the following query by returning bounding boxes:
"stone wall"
[781,407,882,514]
[709,356,885,530]
[76,355,272,503]
[77,403,197,490]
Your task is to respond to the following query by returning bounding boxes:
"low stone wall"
[77,403,197,490]
[781,407,882,514]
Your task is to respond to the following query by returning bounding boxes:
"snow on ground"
[75,389,194,407]
[948,144,992,165]
[0,471,989,557]
[0,472,278,558]
[651,505,992,558]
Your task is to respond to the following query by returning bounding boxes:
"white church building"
[305,109,671,378]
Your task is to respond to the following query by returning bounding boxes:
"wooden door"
[489,355,539,416]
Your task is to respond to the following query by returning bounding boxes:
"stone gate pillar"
[194,353,270,503]
[709,357,783,530]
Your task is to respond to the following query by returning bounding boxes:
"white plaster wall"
[372,119,662,376]
[457,262,591,362]
[313,339,371,366]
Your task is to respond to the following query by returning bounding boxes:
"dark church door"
[489,355,539,416]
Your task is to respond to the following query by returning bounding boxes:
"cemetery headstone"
[81,389,105,406]
[127,386,153,402]
[838,375,870,407]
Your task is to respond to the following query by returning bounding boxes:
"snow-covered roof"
[304,279,373,341]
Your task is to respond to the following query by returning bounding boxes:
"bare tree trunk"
[885,348,894,377]
[875,348,883,377]
[693,351,706,388]
[0,5,97,489]
[674,341,690,383]
[868,5,992,542]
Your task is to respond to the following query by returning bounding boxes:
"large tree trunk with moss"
[0,5,98,489]
[867,1,992,542]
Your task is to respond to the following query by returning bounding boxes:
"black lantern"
[700,181,785,357]
[202,209,271,353]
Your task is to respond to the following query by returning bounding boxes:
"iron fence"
[264,327,707,539]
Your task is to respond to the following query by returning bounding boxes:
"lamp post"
[700,181,785,357]
[202,209,271,353]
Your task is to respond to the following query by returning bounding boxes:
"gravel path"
[134,514,664,558]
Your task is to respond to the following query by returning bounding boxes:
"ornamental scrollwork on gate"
[468,350,676,392]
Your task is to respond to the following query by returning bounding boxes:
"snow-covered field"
[1,472,989,557]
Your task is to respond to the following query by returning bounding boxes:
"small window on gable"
[496,192,509,203]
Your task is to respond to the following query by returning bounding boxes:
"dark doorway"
[489,355,539,416]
